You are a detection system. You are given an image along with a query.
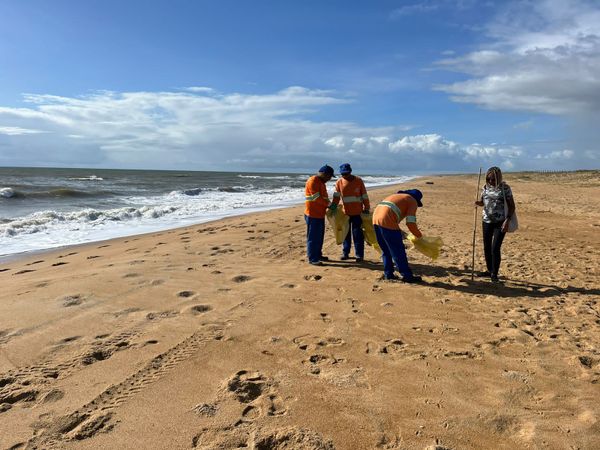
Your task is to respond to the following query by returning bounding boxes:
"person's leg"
[305,215,324,264]
[482,221,494,274]
[315,217,325,261]
[374,225,394,278]
[490,224,506,278]
[350,215,365,259]
[342,219,352,258]
[380,227,414,280]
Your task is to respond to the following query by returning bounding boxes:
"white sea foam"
[0,174,415,258]
[0,187,15,198]
[67,175,104,181]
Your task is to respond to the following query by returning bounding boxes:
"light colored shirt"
[482,182,513,223]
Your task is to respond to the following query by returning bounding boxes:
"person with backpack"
[475,166,516,282]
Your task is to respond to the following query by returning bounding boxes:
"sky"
[0,0,599,174]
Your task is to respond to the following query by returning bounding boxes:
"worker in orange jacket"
[372,189,424,283]
[331,163,370,262]
[304,165,335,265]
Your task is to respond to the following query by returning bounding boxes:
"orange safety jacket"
[332,176,370,216]
[304,175,330,218]
[372,193,422,238]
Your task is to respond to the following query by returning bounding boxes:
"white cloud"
[324,136,346,148]
[0,87,593,171]
[0,126,45,135]
[391,2,439,19]
[183,86,216,93]
[435,0,600,115]
[389,134,459,154]
[536,149,575,159]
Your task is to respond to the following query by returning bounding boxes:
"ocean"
[0,167,414,259]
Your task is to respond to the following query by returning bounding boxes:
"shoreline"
[0,178,422,265]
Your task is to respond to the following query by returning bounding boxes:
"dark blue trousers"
[343,214,364,258]
[374,225,413,279]
[305,215,325,263]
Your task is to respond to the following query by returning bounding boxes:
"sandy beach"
[1,172,599,450]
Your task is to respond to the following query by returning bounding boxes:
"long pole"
[471,167,482,281]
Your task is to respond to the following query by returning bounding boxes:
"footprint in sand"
[578,355,595,369]
[320,313,332,323]
[13,269,35,275]
[187,305,213,315]
[128,260,145,265]
[59,336,81,344]
[293,335,345,351]
[192,426,334,450]
[61,294,84,307]
[224,370,270,403]
[58,252,77,258]
[303,354,346,375]
[192,403,219,417]
[177,290,196,298]
[122,272,141,278]
[232,275,252,283]
[26,260,44,266]
[146,311,179,320]
[42,388,65,403]
[304,274,322,281]
[0,268,10,273]
[52,262,69,267]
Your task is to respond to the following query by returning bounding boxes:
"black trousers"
[482,221,506,276]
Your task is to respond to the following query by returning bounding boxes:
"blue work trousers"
[305,215,325,263]
[343,214,364,258]
[374,225,413,279]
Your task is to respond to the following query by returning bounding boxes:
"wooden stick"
[471,167,482,280]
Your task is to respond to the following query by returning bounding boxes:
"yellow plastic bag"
[326,207,349,245]
[407,233,443,260]
[360,212,381,253]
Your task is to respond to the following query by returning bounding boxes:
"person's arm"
[360,179,370,213]
[319,179,331,208]
[405,203,422,238]
[475,187,484,207]
[306,177,329,208]
[502,186,515,232]
[331,179,341,209]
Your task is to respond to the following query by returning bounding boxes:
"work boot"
[401,275,423,284]
[340,254,351,261]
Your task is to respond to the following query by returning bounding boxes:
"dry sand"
[0,172,599,450]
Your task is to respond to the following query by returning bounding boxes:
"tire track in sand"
[26,323,224,449]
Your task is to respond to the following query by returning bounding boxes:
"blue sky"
[0,0,598,173]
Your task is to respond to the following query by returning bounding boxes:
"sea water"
[0,167,414,258]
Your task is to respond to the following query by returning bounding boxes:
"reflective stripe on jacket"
[304,175,330,218]
[332,176,370,216]
[372,193,422,237]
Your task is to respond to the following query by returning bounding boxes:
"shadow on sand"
[322,258,600,299]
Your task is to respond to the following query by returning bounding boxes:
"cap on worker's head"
[339,163,352,175]
[318,164,335,177]
[397,189,423,207]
